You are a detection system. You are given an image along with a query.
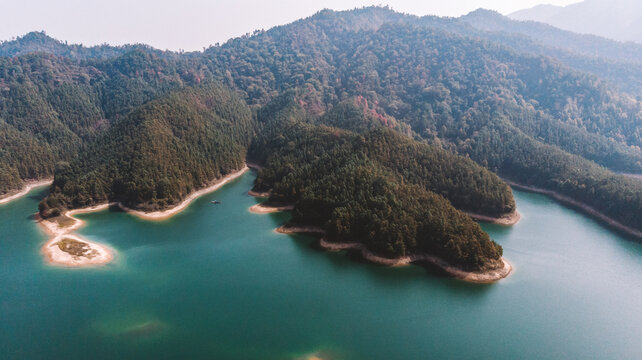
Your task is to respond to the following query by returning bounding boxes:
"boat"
[211,200,221,204]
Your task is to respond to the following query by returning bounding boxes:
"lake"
[1,170,641,359]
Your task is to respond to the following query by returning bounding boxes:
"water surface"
[1,171,641,359]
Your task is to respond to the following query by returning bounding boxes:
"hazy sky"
[1,0,579,51]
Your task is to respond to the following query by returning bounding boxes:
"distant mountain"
[464,9,642,64]
[509,0,642,44]
[458,9,642,97]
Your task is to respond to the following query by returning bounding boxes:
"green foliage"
[0,161,22,195]
[45,83,254,211]
[1,6,640,242]
[249,98,506,270]
[467,120,642,232]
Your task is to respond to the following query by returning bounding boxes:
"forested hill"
[0,49,201,196]
[39,84,253,215]
[201,9,641,166]
[251,94,515,217]
[249,96,507,271]
[1,6,641,235]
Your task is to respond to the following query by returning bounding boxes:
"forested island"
[1,7,641,275]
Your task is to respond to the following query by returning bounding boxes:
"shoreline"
[0,179,52,205]
[252,196,513,282]
[118,166,249,220]
[36,166,250,266]
[249,202,294,214]
[41,233,114,268]
[246,162,263,170]
[276,225,511,283]
[506,180,642,239]
[37,203,115,267]
[466,211,521,226]
[247,190,270,197]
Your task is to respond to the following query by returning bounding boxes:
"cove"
[0,171,641,359]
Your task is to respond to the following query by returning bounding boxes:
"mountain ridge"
[509,0,642,44]
[0,6,640,239]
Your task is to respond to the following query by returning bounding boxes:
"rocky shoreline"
[276,224,511,283]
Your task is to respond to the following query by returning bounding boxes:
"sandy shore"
[467,211,521,226]
[506,180,642,239]
[249,202,294,214]
[246,162,263,170]
[119,166,249,220]
[41,233,114,267]
[36,166,249,265]
[38,203,115,267]
[0,179,52,205]
[247,190,271,197]
[276,225,512,283]
[276,225,325,234]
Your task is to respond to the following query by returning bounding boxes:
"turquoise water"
[1,171,641,359]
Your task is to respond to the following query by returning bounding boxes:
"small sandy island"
[0,179,52,205]
[42,234,113,267]
[38,203,115,267]
[467,211,521,226]
[276,225,512,283]
[119,166,249,220]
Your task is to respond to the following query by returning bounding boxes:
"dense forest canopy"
[250,94,515,216]
[39,83,253,215]
[0,7,640,238]
[248,96,505,270]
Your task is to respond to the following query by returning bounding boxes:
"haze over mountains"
[510,0,642,44]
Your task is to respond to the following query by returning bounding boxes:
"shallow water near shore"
[1,171,641,359]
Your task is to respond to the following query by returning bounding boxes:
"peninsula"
[245,103,515,281]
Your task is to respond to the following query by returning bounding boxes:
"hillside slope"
[1,7,640,236]
[248,96,509,271]
[40,83,253,214]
